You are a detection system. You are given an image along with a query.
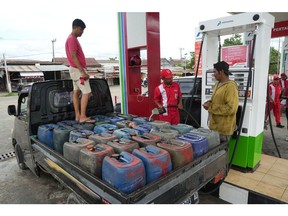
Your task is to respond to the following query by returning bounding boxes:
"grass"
[0,92,18,97]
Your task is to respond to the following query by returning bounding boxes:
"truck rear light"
[213,169,226,184]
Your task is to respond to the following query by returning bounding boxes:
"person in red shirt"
[65,19,95,123]
[154,69,183,125]
[265,75,284,128]
[280,73,288,112]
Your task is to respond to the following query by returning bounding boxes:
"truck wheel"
[67,192,86,204]
[14,144,27,170]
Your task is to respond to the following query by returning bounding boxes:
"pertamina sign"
[271,21,288,38]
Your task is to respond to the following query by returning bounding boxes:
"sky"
[0,0,286,62]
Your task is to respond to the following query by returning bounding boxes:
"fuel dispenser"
[199,12,275,171]
[118,12,160,117]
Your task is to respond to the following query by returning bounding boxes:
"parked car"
[173,76,202,128]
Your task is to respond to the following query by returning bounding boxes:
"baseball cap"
[160,69,173,79]
[281,72,287,77]
[273,74,280,80]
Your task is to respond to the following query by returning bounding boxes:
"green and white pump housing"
[199,12,275,170]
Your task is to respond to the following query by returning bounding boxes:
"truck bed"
[31,137,228,204]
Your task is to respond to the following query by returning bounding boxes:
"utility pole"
[3,54,12,93]
[179,48,184,62]
[52,39,56,62]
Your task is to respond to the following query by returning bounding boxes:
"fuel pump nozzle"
[149,107,166,121]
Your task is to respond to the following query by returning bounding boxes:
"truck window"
[19,95,28,117]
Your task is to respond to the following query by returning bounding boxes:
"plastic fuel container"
[132,145,172,184]
[53,125,74,154]
[131,133,162,147]
[157,139,193,169]
[102,152,146,194]
[177,133,208,158]
[169,123,193,135]
[79,144,114,177]
[37,123,59,150]
[69,129,94,142]
[63,138,95,164]
[189,128,220,150]
[88,132,118,144]
[106,138,139,153]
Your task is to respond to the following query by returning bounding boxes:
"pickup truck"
[7,78,228,204]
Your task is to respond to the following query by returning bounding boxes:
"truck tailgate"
[31,137,228,204]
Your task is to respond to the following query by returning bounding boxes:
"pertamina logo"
[216,20,234,27]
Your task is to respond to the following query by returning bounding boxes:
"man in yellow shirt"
[203,61,239,142]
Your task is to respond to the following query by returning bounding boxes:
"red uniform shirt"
[154,82,182,125]
[65,34,86,68]
[154,82,182,108]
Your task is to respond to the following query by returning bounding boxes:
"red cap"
[281,73,287,77]
[273,75,280,80]
[160,69,173,79]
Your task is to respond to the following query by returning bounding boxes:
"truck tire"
[14,143,28,170]
[67,192,86,204]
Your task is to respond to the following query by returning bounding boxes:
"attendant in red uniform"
[265,75,284,128]
[154,69,183,125]
[280,73,288,112]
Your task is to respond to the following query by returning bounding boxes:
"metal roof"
[20,72,44,77]
[7,65,42,72]
[37,65,69,71]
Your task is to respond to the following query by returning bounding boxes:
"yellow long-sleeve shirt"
[208,80,239,136]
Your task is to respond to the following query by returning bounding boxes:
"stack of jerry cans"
[53,125,74,154]
[132,145,172,184]
[147,120,170,129]
[57,120,78,127]
[93,124,118,134]
[72,122,94,131]
[137,123,159,132]
[63,138,95,164]
[106,116,125,125]
[102,152,146,194]
[189,128,220,150]
[79,144,114,178]
[116,113,137,121]
[88,132,118,144]
[132,125,150,135]
[157,139,193,169]
[169,123,193,135]
[115,120,137,128]
[176,133,208,159]
[106,138,139,153]
[37,123,59,150]
[132,133,162,147]
[132,117,148,125]
[113,128,139,139]
[69,129,94,142]
[150,128,179,142]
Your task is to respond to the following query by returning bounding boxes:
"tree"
[186,51,195,70]
[109,57,117,60]
[269,47,281,74]
[223,34,242,46]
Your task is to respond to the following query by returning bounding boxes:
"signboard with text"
[272,21,288,38]
[221,45,248,66]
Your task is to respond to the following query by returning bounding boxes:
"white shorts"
[69,67,91,94]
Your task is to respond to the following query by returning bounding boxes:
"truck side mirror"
[8,105,16,116]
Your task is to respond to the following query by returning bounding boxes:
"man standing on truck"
[65,18,95,123]
[202,61,239,142]
[154,69,183,125]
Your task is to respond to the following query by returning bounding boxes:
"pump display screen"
[205,68,253,99]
